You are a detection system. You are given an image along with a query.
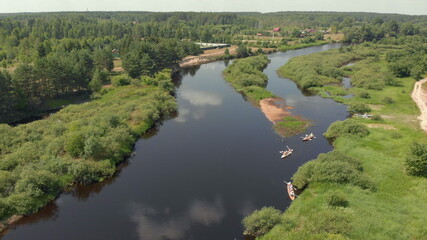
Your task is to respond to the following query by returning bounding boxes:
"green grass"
[278,41,330,52]
[249,41,427,239]
[274,116,311,137]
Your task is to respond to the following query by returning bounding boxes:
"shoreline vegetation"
[0,73,177,232]
[243,36,427,239]
[223,55,310,137]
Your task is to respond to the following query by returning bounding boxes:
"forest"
[0,10,426,237]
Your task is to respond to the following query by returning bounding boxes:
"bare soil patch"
[113,59,123,72]
[366,123,396,130]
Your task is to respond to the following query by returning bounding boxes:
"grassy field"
[278,41,330,52]
[246,40,427,239]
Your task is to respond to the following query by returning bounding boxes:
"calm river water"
[3,44,347,240]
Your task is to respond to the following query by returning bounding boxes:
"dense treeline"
[0,34,200,117]
[0,74,176,221]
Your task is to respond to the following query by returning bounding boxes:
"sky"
[0,0,426,15]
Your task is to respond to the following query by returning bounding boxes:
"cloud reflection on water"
[181,89,222,107]
[129,197,226,240]
[174,89,223,123]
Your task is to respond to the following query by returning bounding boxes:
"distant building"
[272,27,281,32]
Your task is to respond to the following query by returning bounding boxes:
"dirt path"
[411,78,427,132]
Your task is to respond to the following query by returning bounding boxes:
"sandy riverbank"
[411,78,427,133]
[259,98,293,124]
[180,46,277,68]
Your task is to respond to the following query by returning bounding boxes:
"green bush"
[383,96,395,104]
[111,74,131,86]
[292,151,373,190]
[405,142,427,177]
[324,119,370,140]
[348,103,372,114]
[371,114,383,121]
[0,198,12,220]
[327,191,349,208]
[69,160,115,184]
[359,91,371,99]
[65,132,85,158]
[243,206,282,237]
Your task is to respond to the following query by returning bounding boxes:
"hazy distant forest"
[0,12,426,115]
[0,11,426,236]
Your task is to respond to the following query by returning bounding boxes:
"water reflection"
[181,90,223,107]
[129,197,226,240]
[180,65,201,77]
[174,89,223,123]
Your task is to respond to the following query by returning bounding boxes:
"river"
[2,44,347,240]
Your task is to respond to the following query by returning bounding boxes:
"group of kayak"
[280,133,315,159]
[281,133,316,200]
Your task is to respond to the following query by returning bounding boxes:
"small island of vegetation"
[223,54,310,137]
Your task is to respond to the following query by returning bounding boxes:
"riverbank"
[180,46,277,68]
[247,40,427,239]
[0,76,177,234]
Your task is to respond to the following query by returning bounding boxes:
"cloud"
[173,108,190,123]
[128,197,226,240]
[181,90,222,107]
[189,198,225,225]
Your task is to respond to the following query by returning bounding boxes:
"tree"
[236,43,250,58]
[405,142,427,177]
[93,48,114,71]
[89,70,109,92]
[123,51,142,79]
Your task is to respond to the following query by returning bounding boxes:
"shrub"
[292,151,372,190]
[371,114,383,121]
[405,142,427,177]
[69,160,115,184]
[111,74,131,86]
[0,198,12,220]
[65,132,85,158]
[359,91,371,99]
[327,191,349,208]
[324,119,370,140]
[348,103,371,114]
[383,96,394,104]
[391,132,402,139]
[15,170,61,196]
[243,206,282,237]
